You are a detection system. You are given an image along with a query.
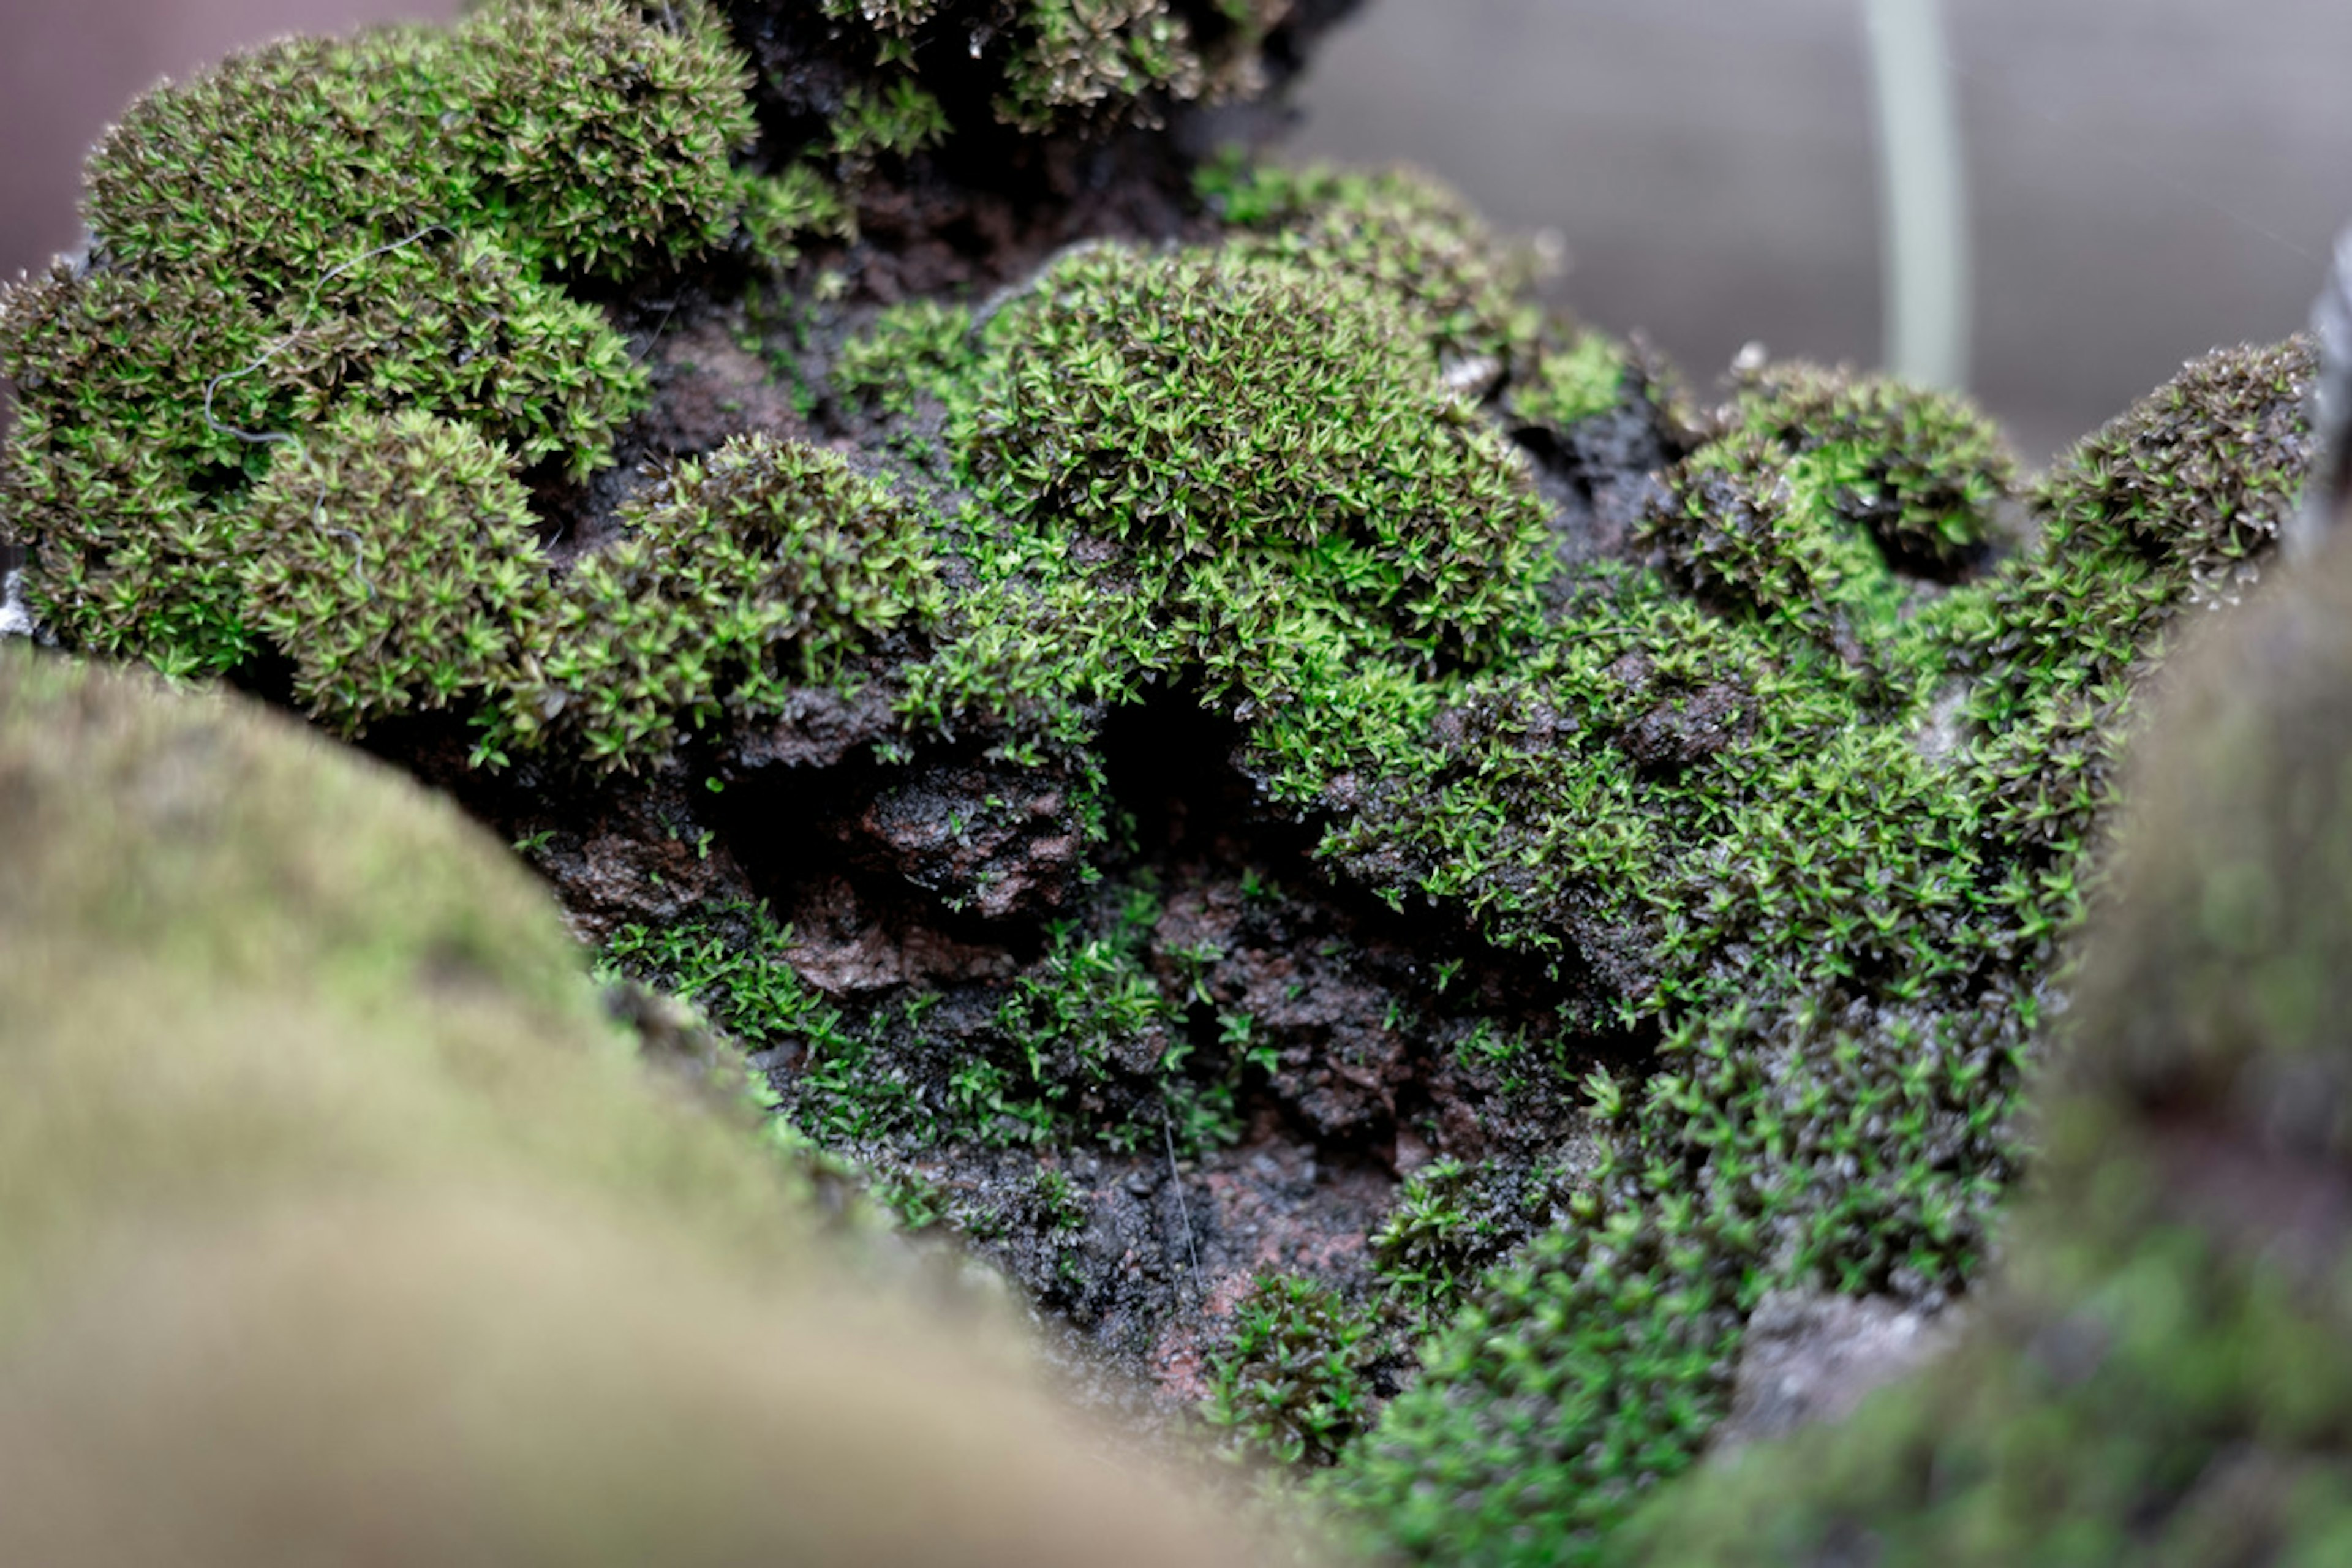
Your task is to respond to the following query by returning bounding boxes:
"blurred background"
[4,0,2350,464]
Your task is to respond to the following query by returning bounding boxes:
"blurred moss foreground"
[0,647,1292,1567]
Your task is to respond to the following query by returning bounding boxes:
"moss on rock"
[0,4,2335,1560]
[1609,482,2352,1568]
[519,434,941,767]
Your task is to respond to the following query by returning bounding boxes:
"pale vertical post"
[1864,0,1972,391]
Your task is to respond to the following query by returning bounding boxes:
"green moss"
[1511,333,1632,428]
[1199,156,1545,367]
[804,0,1286,137]
[894,238,1553,761]
[1317,344,2310,1566]
[244,409,548,735]
[512,434,941,769]
[605,893,1242,1161]
[834,300,982,423]
[1370,1156,1579,1317]
[736,161,856,268]
[0,647,829,1337]
[1207,1273,1385,1468]
[1615,514,2352,1567]
[85,4,750,288]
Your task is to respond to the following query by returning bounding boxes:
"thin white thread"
[1160,1098,1204,1303]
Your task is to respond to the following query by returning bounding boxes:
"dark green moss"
[812,0,1289,134]
[0,1,757,681]
[1207,1273,1385,1469]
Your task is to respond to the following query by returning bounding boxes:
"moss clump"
[1510,333,1633,429]
[244,409,548,735]
[965,245,1550,659]
[814,0,1291,134]
[1207,1273,1385,1468]
[1950,337,2315,866]
[516,435,940,767]
[0,1,756,679]
[1368,1156,1578,1317]
[1637,364,2011,688]
[84,2,752,288]
[1200,156,1547,369]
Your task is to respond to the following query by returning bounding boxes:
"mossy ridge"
[1320,341,2314,1566]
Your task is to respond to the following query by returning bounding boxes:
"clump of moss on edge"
[243,409,549,735]
[0,0,756,679]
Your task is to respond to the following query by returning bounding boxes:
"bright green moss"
[1617,516,2352,1568]
[954,243,1551,668]
[244,409,548,735]
[511,434,941,768]
[1511,333,1632,429]
[608,893,1242,1158]
[1369,1156,1580,1317]
[1316,343,2310,1566]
